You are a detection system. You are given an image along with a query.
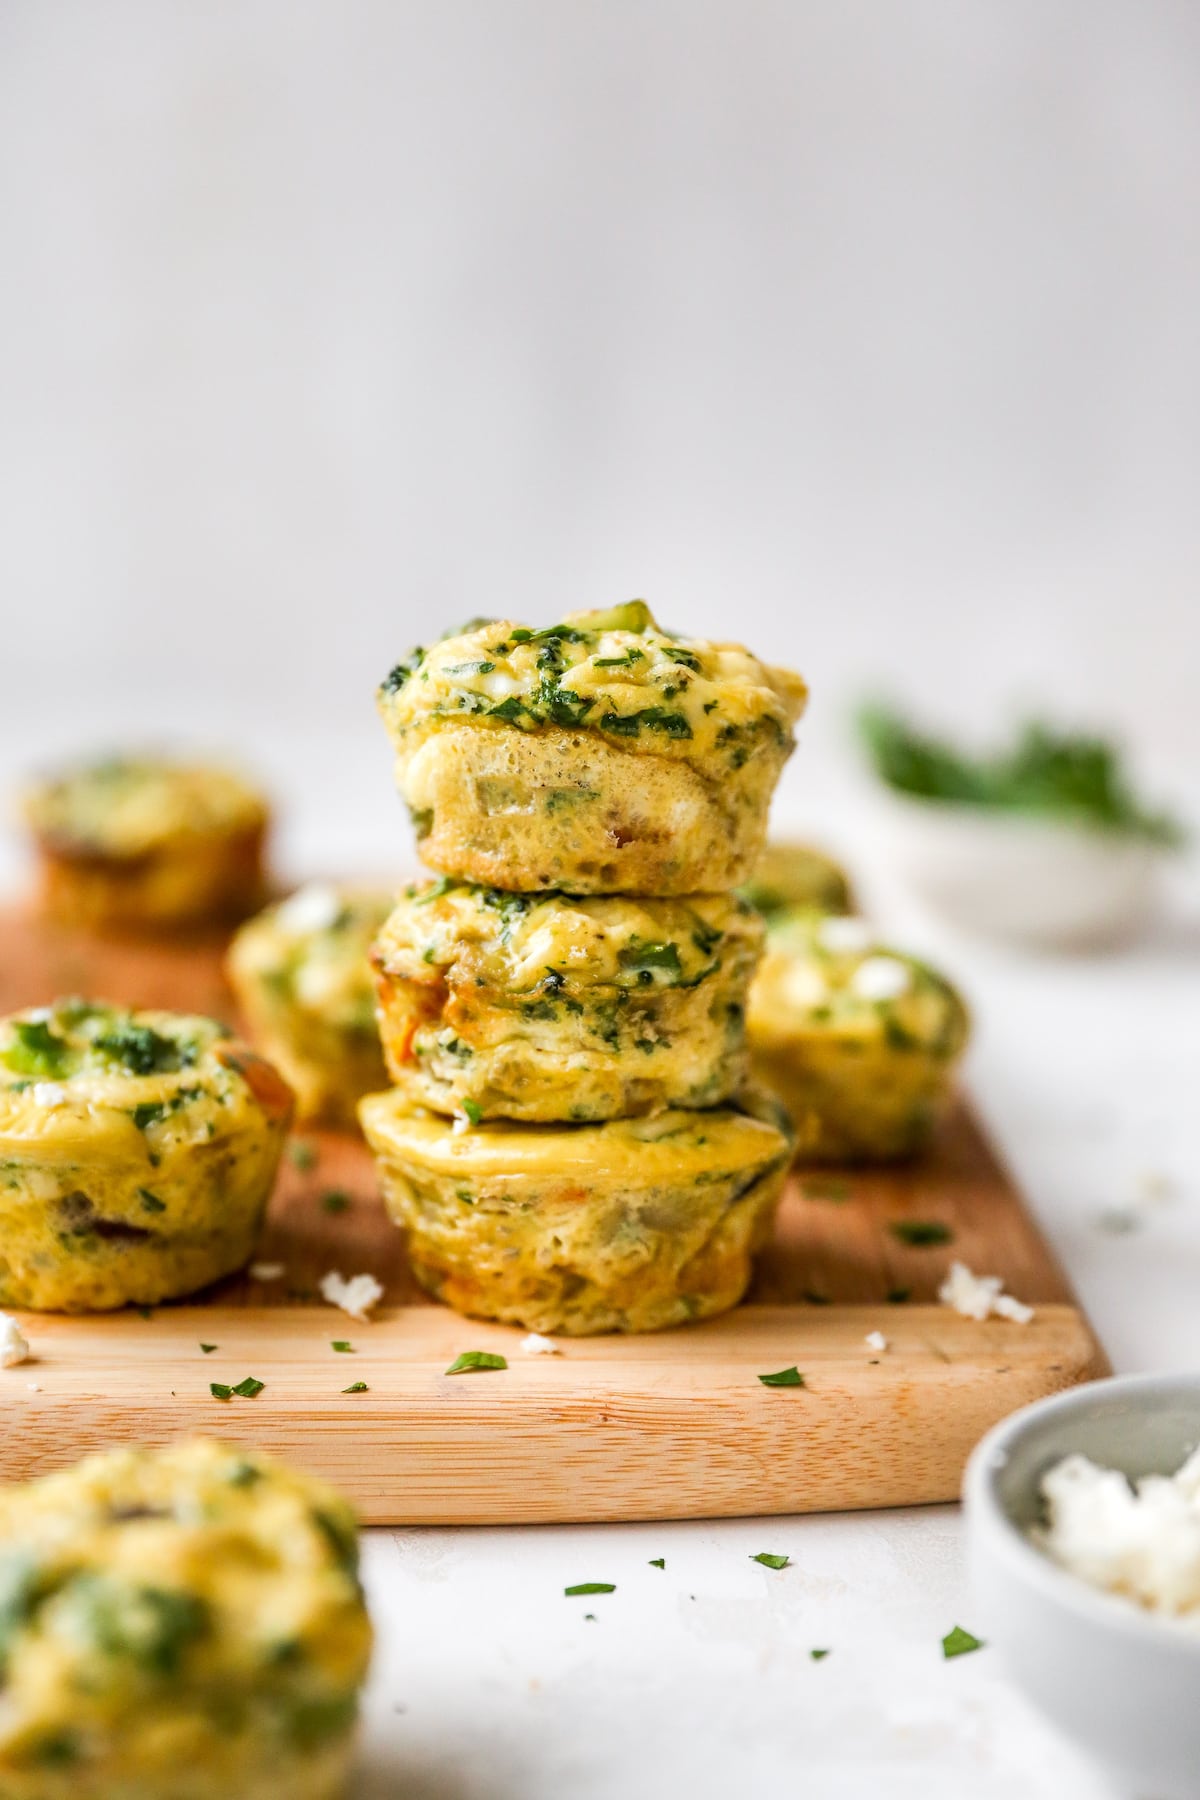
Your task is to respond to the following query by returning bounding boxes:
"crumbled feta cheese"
[276,882,343,935]
[849,955,911,1002]
[249,1262,285,1282]
[25,1382,40,1393]
[520,1332,562,1355]
[31,1083,68,1109]
[938,1260,1034,1324]
[320,1271,384,1321]
[452,1113,471,1135]
[781,961,829,1011]
[816,915,874,956]
[0,1315,31,1368]
[1036,1447,1200,1623]
[865,1330,889,1352]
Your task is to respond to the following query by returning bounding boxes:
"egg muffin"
[20,755,269,932]
[372,878,763,1122]
[376,602,807,894]
[747,910,969,1162]
[0,1000,292,1311]
[359,1083,793,1334]
[227,885,391,1128]
[741,840,854,921]
[0,1439,372,1800]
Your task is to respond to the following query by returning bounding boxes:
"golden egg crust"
[747,910,969,1162]
[0,1000,293,1311]
[373,880,763,1122]
[20,756,269,932]
[358,1084,793,1335]
[741,841,854,920]
[227,886,391,1128]
[376,603,806,894]
[0,1439,371,1800]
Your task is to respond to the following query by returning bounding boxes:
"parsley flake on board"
[209,1383,233,1401]
[342,1381,369,1394]
[321,1189,350,1214]
[565,1583,615,1597]
[331,1341,354,1353]
[942,1625,984,1659]
[758,1366,805,1388]
[444,1351,507,1376]
[750,1553,790,1570]
[288,1140,317,1171]
[810,1648,831,1662]
[649,1558,665,1569]
[199,1344,218,1354]
[889,1220,954,1247]
[231,1376,265,1398]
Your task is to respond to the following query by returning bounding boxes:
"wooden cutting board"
[0,904,1106,1523]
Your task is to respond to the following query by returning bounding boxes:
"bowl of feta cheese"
[964,1373,1200,1800]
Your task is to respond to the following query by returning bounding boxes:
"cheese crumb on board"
[320,1271,384,1321]
[1037,1447,1200,1623]
[0,1315,31,1368]
[864,1330,889,1352]
[938,1261,1034,1324]
[520,1332,562,1355]
[249,1262,285,1282]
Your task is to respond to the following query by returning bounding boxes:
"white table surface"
[4,775,1197,1799]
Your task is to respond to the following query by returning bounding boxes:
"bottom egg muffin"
[0,1439,372,1800]
[0,1000,293,1311]
[227,884,392,1128]
[747,910,969,1162]
[359,1084,793,1334]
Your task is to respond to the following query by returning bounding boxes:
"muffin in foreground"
[0,1000,293,1311]
[372,879,763,1122]
[359,1083,793,1334]
[20,754,269,932]
[741,840,854,921]
[0,1439,371,1800]
[227,884,391,1127]
[747,910,968,1162]
[376,602,807,894]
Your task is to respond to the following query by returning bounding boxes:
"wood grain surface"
[0,903,1107,1521]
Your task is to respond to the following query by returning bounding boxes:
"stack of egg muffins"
[358,601,808,1335]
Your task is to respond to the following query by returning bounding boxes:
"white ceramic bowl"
[872,789,1164,948]
[964,1374,1200,1799]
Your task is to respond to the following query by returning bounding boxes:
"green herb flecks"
[810,1647,831,1661]
[3,1018,70,1078]
[460,1099,482,1127]
[288,1141,317,1172]
[444,1351,507,1375]
[889,1220,954,1247]
[380,646,425,694]
[758,1367,805,1388]
[649,1558,665,1569]
[750,1553,790,1570]
[942,1625,984,1659]
[199,1344,218,1354]
[321,1189,350,1215]
[331,1341,354,1354]
[342,1381,369,1394]
[564,1582,615,1596]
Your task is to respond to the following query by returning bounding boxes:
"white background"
[2,5,1199,1794]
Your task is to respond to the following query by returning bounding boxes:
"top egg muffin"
[376,602,807,894]
[21,754,269,932]
[0,999,292,1310]
[0,1438,372,1800]
[747,909,969,1162]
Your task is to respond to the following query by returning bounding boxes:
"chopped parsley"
[810,1647,831,1661]
[321,1189,350,1214]
[288,1141,317,1171]
[342,1381,369,1394]
[649,1558,665,1569]
[886,1287,912,1304]
[750,1553,790,1570]
[444,1350,507,1375]
[889,1220,954,1247]
[598,706,692,740]
[199,1344,218,1354]
[618,941,682,984]
[380,646,425,694]
[210,1382,233,1401]
[231,1376,264,1398]
[564,1582,615,1596]
[138,1189,166,1214]
[460,1099,482,1127]
[941,1625,984,1659]
[758,1366,805,1388]
[3,1019,69,1078]
[331,1341,354,1353]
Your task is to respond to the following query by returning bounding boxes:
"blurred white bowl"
[964,1374,1200,1800]
[872,789,1164,947]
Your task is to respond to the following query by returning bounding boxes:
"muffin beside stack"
[359,602,806,1335]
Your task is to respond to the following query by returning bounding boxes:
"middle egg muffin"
[372,879,764,1122]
